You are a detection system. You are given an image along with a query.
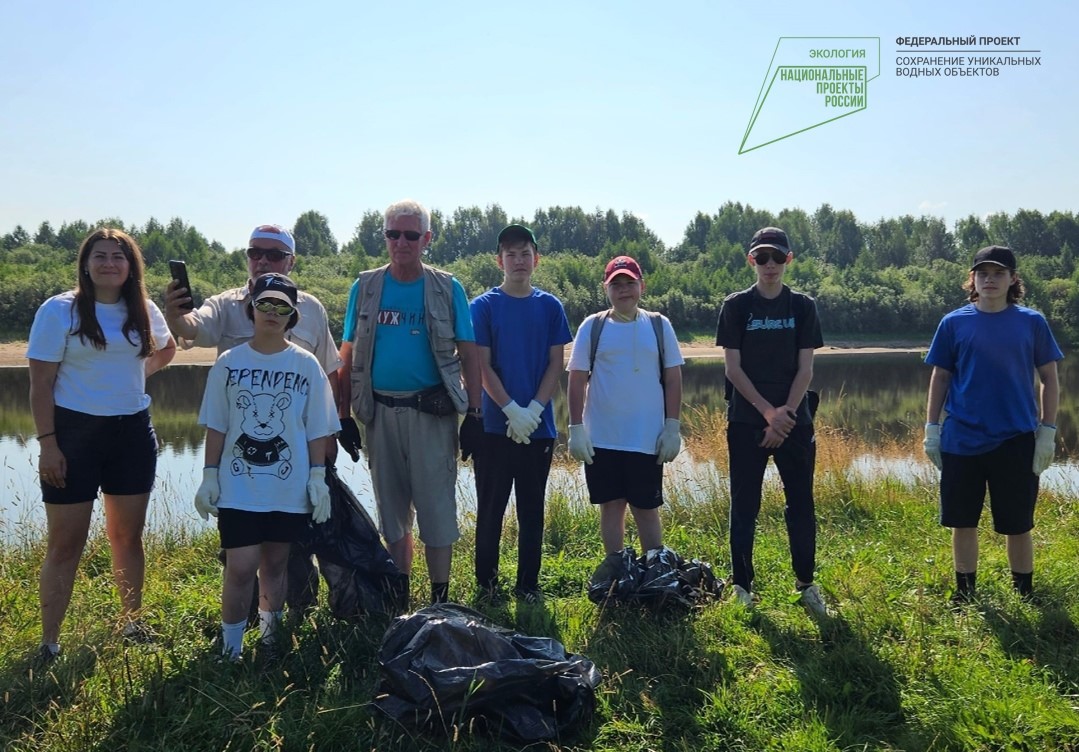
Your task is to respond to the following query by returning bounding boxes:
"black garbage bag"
[375,603,601,742]
[588,546,724,607]
[301,466,409,618]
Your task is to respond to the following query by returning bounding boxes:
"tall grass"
[2,413,1079,751]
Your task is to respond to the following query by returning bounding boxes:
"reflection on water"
[1,354,1076,543]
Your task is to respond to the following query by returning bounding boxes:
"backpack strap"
[589,308,666,387]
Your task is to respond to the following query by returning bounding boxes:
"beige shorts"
[367,399,460,548]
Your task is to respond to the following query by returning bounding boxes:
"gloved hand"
[1033,424,1057,475]
[526,399,545,424]
[923,423,942,471]
[308,466,331,524]
[337,416,362,462]
[460,415,484,462]
[655,418,681,464]
[194,466,220,521]
[502,401,540,445]
[568,424,595,465]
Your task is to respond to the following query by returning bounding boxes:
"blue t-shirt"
[925,303,1063,455]
[470,287,572,439]
[342,272,474,392]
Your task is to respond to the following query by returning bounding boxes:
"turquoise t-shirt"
[343,273,474,392]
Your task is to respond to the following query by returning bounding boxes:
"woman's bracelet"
[37,431,56,441]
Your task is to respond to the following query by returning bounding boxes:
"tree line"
[2,204,1077,345]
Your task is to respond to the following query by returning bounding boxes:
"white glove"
[1033,424,1056,475]
[568,424,595,465]
[923,423,942,471]
[655,418,681,464]
[308,466,331,524]
[502,401,540,445]
[194,467,220,521]
[526,399,545,424]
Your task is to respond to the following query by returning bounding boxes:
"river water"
[2,354,1076,544]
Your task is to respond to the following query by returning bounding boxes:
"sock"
[258,609,283,643]
[43,642,60,655]
[221,619,246,658]
[1011,570,1033,597]
[431,582,449,604]
[955,571,977,596]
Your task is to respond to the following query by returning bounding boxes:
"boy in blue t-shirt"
[469,224,572,602]
[924,245,1062,601]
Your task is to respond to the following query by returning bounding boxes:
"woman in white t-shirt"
[27,228,176,662]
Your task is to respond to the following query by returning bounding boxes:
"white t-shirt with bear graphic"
[198,342,340,514]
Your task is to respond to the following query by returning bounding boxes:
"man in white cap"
[165,223,341,616]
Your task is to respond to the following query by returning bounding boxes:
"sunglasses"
[751,248,789,265]
[384,229,423,242]
[247,247,291,262]
[253,300,296,316]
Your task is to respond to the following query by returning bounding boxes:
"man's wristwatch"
[467,407,483,418]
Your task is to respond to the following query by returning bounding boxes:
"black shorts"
[584,448,664,509]
[940,432,1038,535]
[43,406,158,504]
[218,508,311,549]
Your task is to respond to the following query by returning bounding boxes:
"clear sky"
[1,0,1074,249]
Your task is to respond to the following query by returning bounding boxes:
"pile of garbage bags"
[302,465,409,618]
[375,604,601,742]
[587,545,724,607]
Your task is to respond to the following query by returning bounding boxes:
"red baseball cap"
[604,255,642,284]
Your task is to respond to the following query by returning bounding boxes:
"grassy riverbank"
[2,424,1079,751]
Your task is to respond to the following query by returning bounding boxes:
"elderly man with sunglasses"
[338,199,482,606]
[164,223,340,618]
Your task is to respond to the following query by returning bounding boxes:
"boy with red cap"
[566,255,684,585]
[924,245,1062,602]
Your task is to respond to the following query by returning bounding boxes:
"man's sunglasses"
[247,247,292,262]
[751,248,789,265]
[384,229,423,242]
[253,300,296,316]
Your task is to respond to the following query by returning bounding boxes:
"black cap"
[251,273,299,306]
[970,245,1016,271]
[749,227,791,254]
[497,223,537,248]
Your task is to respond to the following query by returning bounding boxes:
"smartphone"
[168,260,194,310]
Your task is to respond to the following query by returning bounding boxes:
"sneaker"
[33,643,61,667]
[731,584,756,608]
[513,587,542,605]
[121,619,157,645]
[590,551,627,587]
[798,583,829,617]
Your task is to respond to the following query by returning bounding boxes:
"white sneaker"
[731,584,756,608]
[798,583,829,617]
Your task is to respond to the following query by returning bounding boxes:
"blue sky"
[2,0,1074,249]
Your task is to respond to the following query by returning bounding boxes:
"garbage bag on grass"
[375,603,601,742]
[587,545,724,607]
[301,465,409,618]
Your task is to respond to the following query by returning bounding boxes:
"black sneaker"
[33,644,61,667]
[121,620,157,645]
[513,587,542,605]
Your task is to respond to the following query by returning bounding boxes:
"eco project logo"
[741,37,880,154]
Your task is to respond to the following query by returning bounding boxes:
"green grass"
[2,423,1079,751]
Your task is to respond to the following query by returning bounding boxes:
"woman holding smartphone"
[27,228,176,662]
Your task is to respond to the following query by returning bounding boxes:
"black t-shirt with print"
[715,285,823,425]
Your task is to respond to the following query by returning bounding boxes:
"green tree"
[292,210,338,256]
[33,221,57,247]
[342,210,385,258]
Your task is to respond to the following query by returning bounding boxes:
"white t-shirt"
[198,342,341,514]
[567,312,684,454]
[26,291,172,416]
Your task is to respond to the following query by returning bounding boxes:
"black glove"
[459,415,484,462]
[337,416,362,462]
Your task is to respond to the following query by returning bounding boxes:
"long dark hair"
[964,270,1025,304]
[72,228,156,358]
